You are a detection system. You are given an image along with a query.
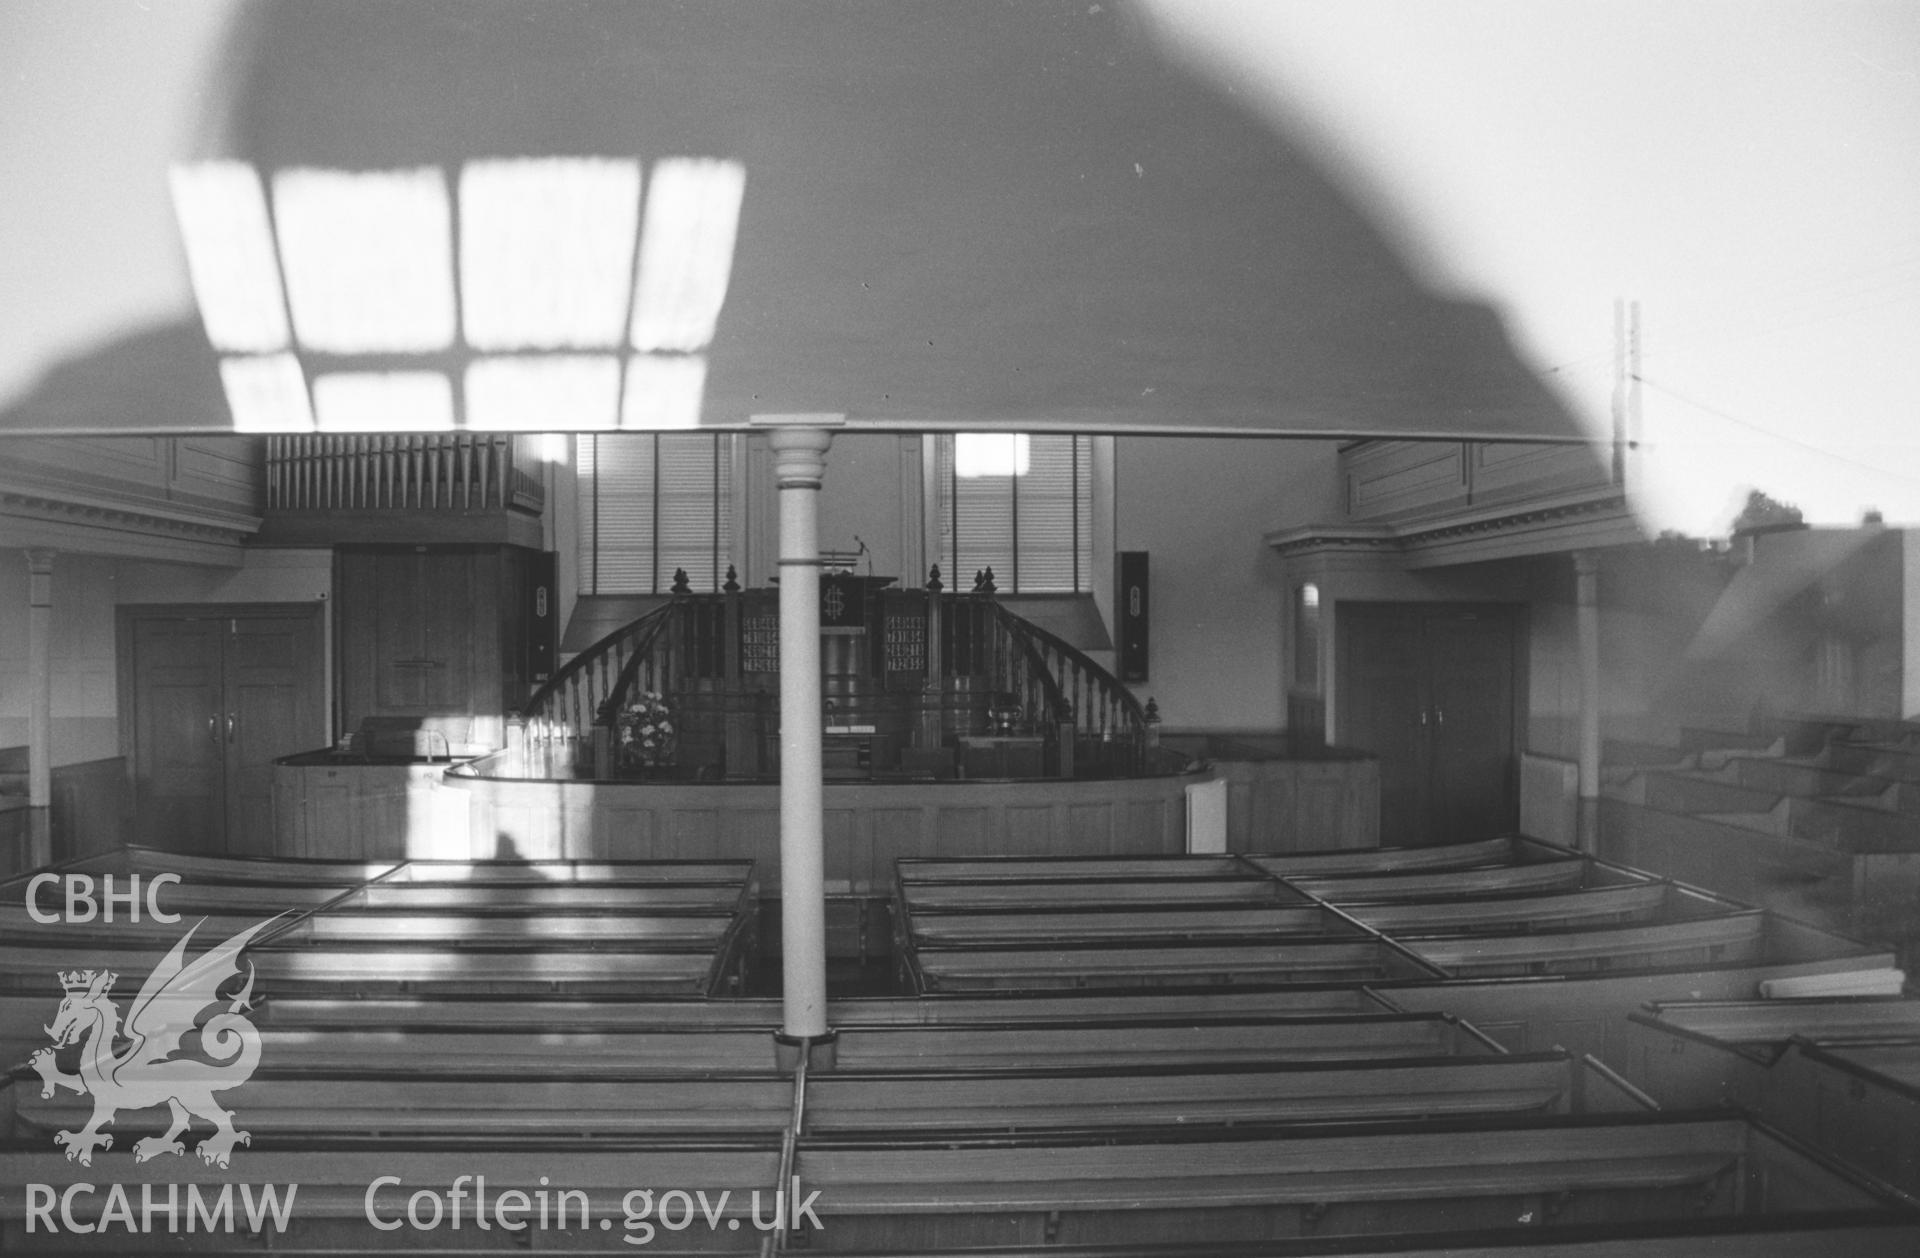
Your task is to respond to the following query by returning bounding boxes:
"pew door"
[1336,602,1522,847]
[121,605,325,854]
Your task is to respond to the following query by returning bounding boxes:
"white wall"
[0,549,118,763]
[1115,438,1343,731]
[0,546,332,764]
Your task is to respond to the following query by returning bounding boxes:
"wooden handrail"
[518,601,676,737]
[509,587,1156,779]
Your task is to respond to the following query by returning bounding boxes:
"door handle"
[208,714,219,743]
[1434,708,1445,727]
[226,713,237,743]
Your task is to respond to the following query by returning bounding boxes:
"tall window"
[936,433,1093,593]
[577,433,732,593]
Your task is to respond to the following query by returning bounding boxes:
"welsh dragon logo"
[29,918,275,1168]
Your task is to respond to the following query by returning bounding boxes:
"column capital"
[1572,549,1601,578]
[768,427,833,489]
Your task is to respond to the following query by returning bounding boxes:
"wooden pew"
[382,858,754,885]
[1624,999,1920,1198]
[1760,1039,1920,1198]
[0,939,740,996]
[255,993,787,1030]
[899,878,1291,910]
[0,903,742,948]
[0,878,356,914]
[834,986,1390,1025]
[802,1054,1579,1132]
[243,1025,781,1075]
[67,848,754,887]
[1334,881,1673,935]
[907,937,1443,992]
[62,848,398,885]
[1244,835,1525,877]
[794,1115,1896,1250]
[1401,911,1769,978]
[829,1012,1498,1071]
[248,986,1391,1035]
[9,1054,1581,1141]
[0,1146,784,1245]
[906,903,1363,946]
[895,854,1255,882]
[1632,996,1920,1050]
[349,883,749,911]
[1285,856,1590,902]
[13,1073,796,1138]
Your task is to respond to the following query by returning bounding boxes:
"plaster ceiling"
[0,0,1584,442]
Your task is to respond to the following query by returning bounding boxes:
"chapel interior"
[1,2,1917,1253]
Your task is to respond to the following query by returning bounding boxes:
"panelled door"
[123,606,324,853]
[1336,602,1522,847]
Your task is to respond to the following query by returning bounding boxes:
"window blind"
[578,433,731,593]
[938,433,1091,593]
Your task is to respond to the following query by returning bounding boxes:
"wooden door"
[128,617,225,852]
[124,607,324,854]
[1336,602,1522,847]
[223,615,325,853]
[1425,608,1520,844]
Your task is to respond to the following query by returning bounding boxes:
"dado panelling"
[449,773,1199,893]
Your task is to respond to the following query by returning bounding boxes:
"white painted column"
[25,549,55,868]
[770,426,833,1039]
[1574,550,1602,854]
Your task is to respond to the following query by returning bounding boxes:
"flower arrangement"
[616,690,676,767]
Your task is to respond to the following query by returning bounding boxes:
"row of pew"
[894,836,1891,994]
[0,846,761,997]
[1602,720,1920,956]
[2,842,1917,1253]
[1624,994,1920,1198]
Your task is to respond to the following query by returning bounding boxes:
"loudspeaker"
[525,550,559,682]
[1117,550,1148,682]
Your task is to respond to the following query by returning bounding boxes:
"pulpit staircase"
[515,568,1161,781]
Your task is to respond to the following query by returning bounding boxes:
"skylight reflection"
[621,355,707,430]
[466,356,621,430]
[312,371,455,432]
[459,158,642,351]
[219,354,314,433]
[629,159,747,353]
[273,167,457,353]
[169,162,291,353]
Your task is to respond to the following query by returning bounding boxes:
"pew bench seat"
[15,1075,795,1137]
[1335,882,1672,935]
[1403,912,1769,978]
[829,1013,1494,1071]
[905,904,1360,946]
[803,1055,1576,1132]
[898,878,1292,910]
[908,939,1439,992]
[1286,857,1589,901]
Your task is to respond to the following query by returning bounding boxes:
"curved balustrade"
[505,570,1164,781]
[518,602,677,741]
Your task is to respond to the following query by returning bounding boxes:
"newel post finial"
[670,568,692,595]
[723,564,741,594]
[926,564,943,593]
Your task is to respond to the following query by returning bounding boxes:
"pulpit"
[819,573,903,779]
